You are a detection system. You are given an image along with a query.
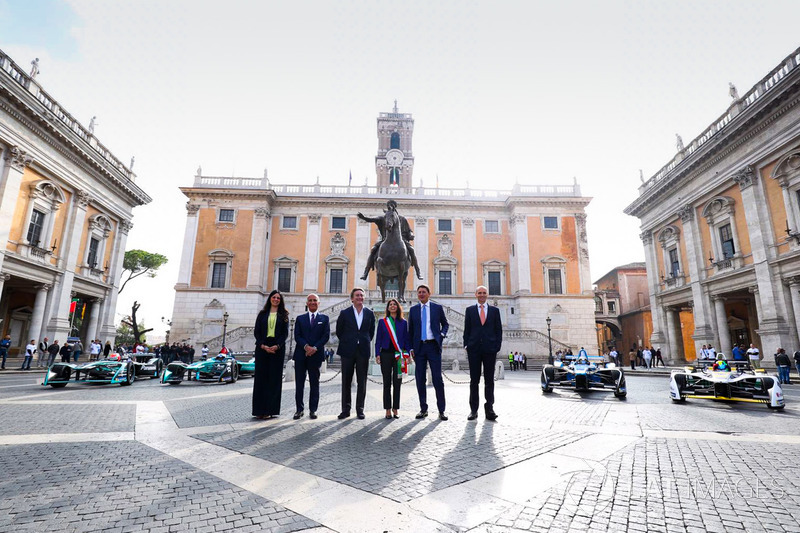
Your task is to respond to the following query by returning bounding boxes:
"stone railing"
[191,176,582,199]
[204,326,255,351]
[504,329,571,351]
[639,46,800,192]
[0,49,137,182]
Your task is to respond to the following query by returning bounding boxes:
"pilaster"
[303,214,322,291]
[678,204,714,347]
[413,217,428,283]
[510,215,531,294]
[247,207,270,289]
[461,217,477,293]
[176,203,200,287]
[641,230,667,346]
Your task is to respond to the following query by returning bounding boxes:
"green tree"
[120,301,153,345]
[119,249,168,294]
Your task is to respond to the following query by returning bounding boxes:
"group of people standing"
[251,284,504,422]
[507,352,527,371]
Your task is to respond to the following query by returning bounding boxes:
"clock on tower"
[376,102,414,188]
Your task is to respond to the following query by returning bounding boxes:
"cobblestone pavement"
[1,369,800,532]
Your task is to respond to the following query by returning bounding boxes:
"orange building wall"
[48,194,71,269]
[315,216,358,294]
[76,205,101,270]
[476,219,511,294]
[761,160,791,255]
[527,216,580,295]
[427,218,463,295]
[191,208,255,288]
[266,214,307,292]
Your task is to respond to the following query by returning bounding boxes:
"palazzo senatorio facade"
[171,106,596,360]
[0,49,150,357]
[625,45,800,365]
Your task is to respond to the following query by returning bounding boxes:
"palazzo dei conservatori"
[170,105,596,361]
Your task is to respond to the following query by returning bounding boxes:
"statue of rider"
[358,199,422,280]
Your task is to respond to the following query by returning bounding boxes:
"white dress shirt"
[353,306,364,329]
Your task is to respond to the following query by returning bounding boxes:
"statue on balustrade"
[358,200,422,302]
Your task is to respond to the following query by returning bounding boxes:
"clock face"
[386,149,404,167]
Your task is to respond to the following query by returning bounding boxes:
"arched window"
[390,132,400,149]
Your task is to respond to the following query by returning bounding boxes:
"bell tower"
[376,101,414,188]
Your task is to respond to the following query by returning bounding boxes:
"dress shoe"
[309,412,318,419]
[337,412,350,420]
[293,411,304,420]
[467,412,478,421]
[486,411,498,421]
[415,411,428,419]
[438,412,448,421]
[357,412,366,420]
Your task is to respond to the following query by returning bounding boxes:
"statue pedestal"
[320,361,327,373]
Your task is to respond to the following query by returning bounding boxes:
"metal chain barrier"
[318,369,342,383]
[441,367,501,383]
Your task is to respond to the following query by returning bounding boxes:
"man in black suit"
[293,294,330,420]
[463,285,503,421]
[408,284,450,420]
[335,287,376,420]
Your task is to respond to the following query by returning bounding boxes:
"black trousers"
[468,351,497,414]
[295,356,321,412]
[341,355,368,414]
[252,340,284,416]
[379,348,402,410]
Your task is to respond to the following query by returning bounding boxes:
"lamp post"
[546,316,553,365]
[161,316,172,344]
[222,312,229,352]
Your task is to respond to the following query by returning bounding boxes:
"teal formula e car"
[161,353,254,385]
[43,355,136,388]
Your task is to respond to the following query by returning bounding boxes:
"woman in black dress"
[253,290,289,419]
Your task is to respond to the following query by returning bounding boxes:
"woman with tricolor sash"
[375,299,410,419]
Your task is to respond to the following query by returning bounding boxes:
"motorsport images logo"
[560,457,616,513]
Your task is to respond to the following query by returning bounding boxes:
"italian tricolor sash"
[383,317,410,374]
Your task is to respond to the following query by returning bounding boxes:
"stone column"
[784,278,800,348]
[677,204,714,351]
[100,220,132,341]
[461,218,477,293]
[414,217,428,282]
[734,166,792,350]
[0,147,32,273]
[27,284,51,345]
[712,296,732,356]
[355,217,371,289]
[85,297,103,344]
[48,190,91,338]
[246,207,270,288]
[664,306,684,363]
[303,214,322,291]
[0,272,9,298]
[510,215,531,294]
[176,203,200,287]
[641,230,667,347]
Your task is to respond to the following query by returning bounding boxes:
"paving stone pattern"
[0,441,318,533]
[196,419,587,502]
[481,437,800,532]
[0,403,136,435]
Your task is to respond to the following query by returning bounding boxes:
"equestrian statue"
[358,200,422,302]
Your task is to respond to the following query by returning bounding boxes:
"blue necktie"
[421,305,428,341]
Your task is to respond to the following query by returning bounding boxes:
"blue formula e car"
[541,354,627,399]
[43,355,136,388]
[161,353,254,385]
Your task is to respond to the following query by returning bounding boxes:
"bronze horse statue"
[376,208,412,302]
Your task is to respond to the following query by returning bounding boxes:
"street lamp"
[546,316,553,365]
[222,312,229,352]
[161,316,172,345]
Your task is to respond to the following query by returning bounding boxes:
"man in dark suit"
[408,284,450,420]
[463,285,503,421]
[293,293,330,420]
[335,287,376,420]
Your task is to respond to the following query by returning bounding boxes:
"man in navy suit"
[408,284,450,420]
[335,287,376,420]
[463,285,503,421]
[293,294,330,420]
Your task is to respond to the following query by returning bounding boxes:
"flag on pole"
[349,170,352,186]
[69,300,78,313]
[81,303,86,319]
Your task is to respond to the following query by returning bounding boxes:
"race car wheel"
[168,381,181,385]
[229,363,239,384]
[671,374,687,402]
[767,403,785,410]
[121,364,135,386]
[49,383,68,388]
[540,368,554,393]
[152,361,163,379]
[614,376,627,399]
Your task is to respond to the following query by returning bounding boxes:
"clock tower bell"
[376,101,414,189]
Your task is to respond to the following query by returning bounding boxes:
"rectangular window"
[282,216,297,230]
[438,270,452,295]
[211,263,227,288]
[484,220,499,233]
[719,224,735,258]
[88,238,100,267]
[218,209,235,222]
[278,267,292,292]
[543,216,559,229]
[488,271,502,295]
[548,269,563,294]
[329,268,343,294]
[26,209,45,246]
[607,301,616,314]
[331,216,346,230]
[437,219,452,232]
[668,248,680,277]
